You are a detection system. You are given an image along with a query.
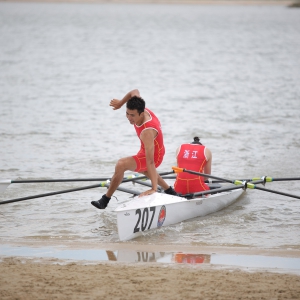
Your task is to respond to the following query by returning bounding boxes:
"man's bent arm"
[110,89,140,110]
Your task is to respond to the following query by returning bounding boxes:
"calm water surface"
[0,3,300,250]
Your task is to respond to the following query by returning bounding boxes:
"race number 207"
[133,207,156,233]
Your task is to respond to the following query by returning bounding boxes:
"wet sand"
[1,241,300,299]
[1,256,300,300]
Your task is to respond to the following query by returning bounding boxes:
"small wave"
[91,226,116,238]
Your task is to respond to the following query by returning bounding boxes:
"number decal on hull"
[133,209,141,233]
[148,207,155,230]
[133,206,156,233]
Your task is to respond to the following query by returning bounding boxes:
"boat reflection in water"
[110,250,211,265]
[173,253,211,264]
[1,245,300,273]
[107,250,300,274]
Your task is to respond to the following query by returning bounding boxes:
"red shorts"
[132,152,164,172]
[174,177,210,194]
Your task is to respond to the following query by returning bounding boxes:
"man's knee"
[115,157,136,172]
[115,158,128,171]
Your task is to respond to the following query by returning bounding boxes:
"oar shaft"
[113,186,140,196]
[186,183,300,200]
[185,185,243,198]
[0,184,100,205]
[254,186,300,199]
[122,171,173,182]
[0,183,142,205]
[11,178,111,183]
[0,171,173,205]
[10,175,135,184]
[182,169,233,184]
[8,171,174,184]
[238,177,300,182]
[161,175,177,180]
[173,166,300,200]
[133,180,164,192]
[270,177,300,182]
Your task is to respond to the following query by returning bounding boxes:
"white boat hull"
[115,187,244,241]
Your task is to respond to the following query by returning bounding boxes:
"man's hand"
[110,99,123,110]
[139,188,157,197]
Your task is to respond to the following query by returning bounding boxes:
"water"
[0,3,300,251]
[2,244,300,274]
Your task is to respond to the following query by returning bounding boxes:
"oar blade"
[0,180,11,193]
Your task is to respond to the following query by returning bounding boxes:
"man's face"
[126,108,143,125]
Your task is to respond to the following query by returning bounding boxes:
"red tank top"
[174,144,210,194]
[134,108,165,159]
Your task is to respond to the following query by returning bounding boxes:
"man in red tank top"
[174,137,212,195]
[91,89,177,210]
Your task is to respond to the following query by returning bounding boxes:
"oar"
[183,184,245,199]
[0,171,174,194]
[173,167,300,200]
[0,171,174,205]
[2,171,175,184]
[0,182,141,205]
[249,186,300,199]
[203,177,300,184]
[172,167,237,184]
[183,179,275,199]
[3,177,115,184]
[172,168,300,184]
[132,180,163,192]
[0,175,138,194]
[185,181,300,200]
[0,178,119,194]
[238,176,300,182]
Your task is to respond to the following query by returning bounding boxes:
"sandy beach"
[1,241,300,299]
[1,256,300,300]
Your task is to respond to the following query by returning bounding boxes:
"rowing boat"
[115,185,244,241]
[2,171,298,241]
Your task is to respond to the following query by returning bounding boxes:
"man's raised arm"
[110,89,140,110]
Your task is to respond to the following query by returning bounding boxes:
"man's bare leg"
[142,170,177,195]
[157,174,171,190]
[106,157,137,197]
[91,157,137,209]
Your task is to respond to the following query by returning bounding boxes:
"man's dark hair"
[191,136,202,145]
[126,96,145,115]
